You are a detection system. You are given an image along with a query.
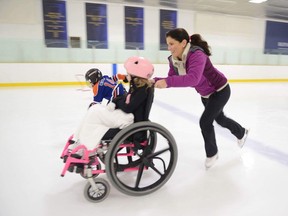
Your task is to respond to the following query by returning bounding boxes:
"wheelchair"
[60,88,178,202]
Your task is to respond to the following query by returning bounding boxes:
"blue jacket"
[92,75,126,103]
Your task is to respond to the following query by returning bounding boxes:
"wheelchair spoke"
[149,164,164,176]
[134,163,145,188]
[147,147,170,158]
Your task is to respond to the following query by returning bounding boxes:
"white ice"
[0,82,288,216]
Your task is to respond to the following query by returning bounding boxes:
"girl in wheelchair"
[62,56,154,173]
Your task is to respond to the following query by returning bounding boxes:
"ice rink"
[1,82,288,216]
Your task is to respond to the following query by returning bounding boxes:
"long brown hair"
[129,76,153,94]
[133,77,153,88]
[190,34,211,56]
[166,28,211,56]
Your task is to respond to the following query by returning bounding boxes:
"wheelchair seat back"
[143,86,154,121]
[130,86,154,144]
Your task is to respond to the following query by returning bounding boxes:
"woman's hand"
[149,79,155,84]
[154,79,167,88]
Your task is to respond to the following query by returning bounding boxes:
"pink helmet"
[124,56,154,79]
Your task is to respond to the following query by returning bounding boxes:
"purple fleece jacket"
[154,50,228,97]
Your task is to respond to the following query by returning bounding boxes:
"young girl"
[69,56,154,153]
[85,68,128,104]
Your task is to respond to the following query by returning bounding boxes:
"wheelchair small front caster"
[84,178,110,203]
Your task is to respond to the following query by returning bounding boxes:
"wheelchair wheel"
[105,121,177,196]
[84,177,110,203]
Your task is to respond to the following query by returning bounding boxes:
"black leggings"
[200,84,245,157]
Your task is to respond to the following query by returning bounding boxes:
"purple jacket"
[155,49,227,97]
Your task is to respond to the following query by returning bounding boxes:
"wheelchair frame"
[60,121,178,202]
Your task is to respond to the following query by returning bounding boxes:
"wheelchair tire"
[105,121,177,196]
[84,177,110,203]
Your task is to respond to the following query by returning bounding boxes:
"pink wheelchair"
[60,88,178,202]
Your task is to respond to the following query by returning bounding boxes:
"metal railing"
[0,38,288,65]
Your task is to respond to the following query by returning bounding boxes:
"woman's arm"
[165,51,207,88]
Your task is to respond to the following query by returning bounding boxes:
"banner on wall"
[42,0,68,48]
[86,3,108,49]
[160,9,177,50]
[125,6,144,50]
[264,20,288,55]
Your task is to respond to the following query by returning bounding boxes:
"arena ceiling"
[97,0,288,21]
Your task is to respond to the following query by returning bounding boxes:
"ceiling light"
[249,0,267,3]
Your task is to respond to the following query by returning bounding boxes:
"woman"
[153,28,249,169]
